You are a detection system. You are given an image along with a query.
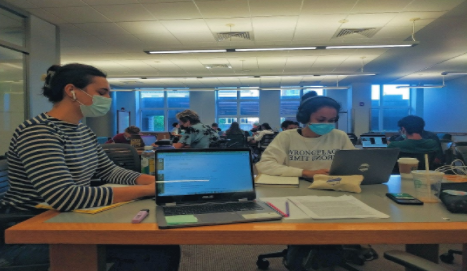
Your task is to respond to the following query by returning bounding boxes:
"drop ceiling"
[3,0,467,89]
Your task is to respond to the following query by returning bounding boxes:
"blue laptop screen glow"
[156,151,253,196]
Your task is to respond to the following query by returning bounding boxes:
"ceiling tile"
[92,4,155,22]
[26,0,86,8]
[139,0,191,3]
[386,11,445,26]
[249,0,303,17]
[82,0,139,5]
[117,21,170,34]
[254,30,294,41]
[3,0,40,8]
[344,13,397,28]
[143,2,202,19]
[195,0,250,18]
[74,23,131,36]
[301,0,358,15]
[403,0,465,12]
[204,18,253,33]
[350,0,411,13]
[252,16,298,31]
[160,19,211,33]
[42,7,111,23]
[25,8,69,24]
[136,33,182,45]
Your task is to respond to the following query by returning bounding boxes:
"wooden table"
[6,176,467,271]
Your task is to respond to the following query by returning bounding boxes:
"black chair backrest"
[347,133,358,145]
[225,134,246,148]
[102,144,141,172]
[259,134,276,149]
[0,160,9,200]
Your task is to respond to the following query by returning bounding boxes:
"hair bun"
[40,74,47,81]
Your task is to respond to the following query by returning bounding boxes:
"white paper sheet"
[260,197,309,220]
[287,195,390,220]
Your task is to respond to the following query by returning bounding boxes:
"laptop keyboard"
[163,202,264,216]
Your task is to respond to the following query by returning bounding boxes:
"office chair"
[393,151,437,173]
[252,134,276,163]
[454,142,467,163]
[347,133,358,145]
[0,159,49,271]
[225,134,246,148]
[102,144,141,172]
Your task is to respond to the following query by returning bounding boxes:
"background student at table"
[0,64,180,271]
[256,91,355,178]
[173,109,219,149]
[106,125,141,144]
[281,120,299,131]
[249,123,275,144]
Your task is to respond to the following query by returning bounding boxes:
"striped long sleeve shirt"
[1,113,141,211]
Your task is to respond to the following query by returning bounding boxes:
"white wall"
[190,91,215,125]
[28,15,59,117]
[327,89,349,132]
[115,91,137,126]
[424,76,467,133]
[259,90,280,131]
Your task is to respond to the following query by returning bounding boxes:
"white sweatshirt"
[256,129,355,177]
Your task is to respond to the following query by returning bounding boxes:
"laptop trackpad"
[196,213,244,223]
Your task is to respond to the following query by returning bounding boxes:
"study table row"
[6,175,467,271]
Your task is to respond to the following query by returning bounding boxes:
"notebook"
[329,149,400,185]
[360,135,388,148]
[255,174,299,187]
[155,148,283,229]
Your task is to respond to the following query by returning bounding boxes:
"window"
[216,89,259,131]
[140,91,190,131]
[280,88,324,124]
[371,85,411,132]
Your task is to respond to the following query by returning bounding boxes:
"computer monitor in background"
[360,135,388,148]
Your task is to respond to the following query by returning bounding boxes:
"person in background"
[226,122,245,135]
[250,123,275,143]
[250,122,260,133]
[106,125,140,144]
[173,109,219,149]
[0,63,180,270]
[211,123,221,132]
[281,120,299,131]
[256,91,354,178]
[294,121,301,128]
[171,122,180,135]
[388,115,441,157]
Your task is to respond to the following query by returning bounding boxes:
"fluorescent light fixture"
[146,49,227,54]
[326,44,414,49]
[441,71,467,75]
[235,47,316,52]
[261,86,349,90]
[396,85,445,89]
[108,77,141,80]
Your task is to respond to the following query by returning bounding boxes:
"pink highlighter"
[132,209,149,224]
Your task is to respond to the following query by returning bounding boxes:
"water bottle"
[141,146,155,175]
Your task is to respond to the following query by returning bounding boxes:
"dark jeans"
[0,205,181,270]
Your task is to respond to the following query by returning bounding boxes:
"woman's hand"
[302,169,330,178]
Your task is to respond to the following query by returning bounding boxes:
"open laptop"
[155,148,282,229]
[329,149,400,185]
[360,134,388,148]
[140,135,156,147]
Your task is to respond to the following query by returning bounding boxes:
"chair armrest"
[384,250,452,271]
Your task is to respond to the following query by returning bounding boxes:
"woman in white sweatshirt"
[256,91,354,178]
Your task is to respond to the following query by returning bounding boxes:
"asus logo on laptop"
[202,195,214,199]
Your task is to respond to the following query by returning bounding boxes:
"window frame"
[370,84,411,132]
[280,88,325,123]
[139,90,190,132]
[216,88,260,131]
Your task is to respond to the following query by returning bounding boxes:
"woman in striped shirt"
[0,63,180,271]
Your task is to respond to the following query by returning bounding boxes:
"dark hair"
[261,123,272,130]
[172,122,179,127]
[281,120,296,130]
[226,122,243,135]
[398,115,425,135]
[125,126,140,135]
[42,63,107,103]
[296,91,341,124]
[212,123,218,127]
[294,121,300,127]
[176,109,200,125]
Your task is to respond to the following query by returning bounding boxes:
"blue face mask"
[401,133,407,139]
[308,123,335,135]
[73,89,112,118]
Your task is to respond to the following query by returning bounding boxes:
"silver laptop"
[155,148,282,229]
[360,135,388,148]
[329,149,400,185]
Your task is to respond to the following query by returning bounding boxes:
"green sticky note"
[166,215,198,225]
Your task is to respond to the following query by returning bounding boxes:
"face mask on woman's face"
[73,89,112,118]
[308,123,335,135]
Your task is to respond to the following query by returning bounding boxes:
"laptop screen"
[141,135,156,147]
[361,136,388,148]
[156,150,254,197]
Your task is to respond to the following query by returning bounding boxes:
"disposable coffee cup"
[412,170,445,203]
[398,158,419,179]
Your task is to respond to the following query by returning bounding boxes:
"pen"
[266,202,288,217]
[285,201,290,217]
[132,209,149,224]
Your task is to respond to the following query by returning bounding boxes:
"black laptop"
[360,134,388,148]
[155,148,282,229]
[329,149,400,185]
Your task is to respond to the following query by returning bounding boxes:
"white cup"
[412,170,445,203]
[397,158,419,179]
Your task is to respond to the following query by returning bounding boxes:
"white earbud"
[71,90,76,100]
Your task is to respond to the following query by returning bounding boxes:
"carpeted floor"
[179,244,463,271]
